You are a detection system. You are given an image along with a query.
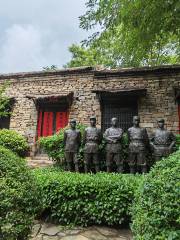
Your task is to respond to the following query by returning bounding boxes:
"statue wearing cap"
[127,116,149,174]
[63,119,81,172]
[103,117,123,173]
[83,116,102,173]
[150,118,176,161]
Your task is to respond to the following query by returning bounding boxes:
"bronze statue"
[83,116,101,173]
[150,118,176,161]
[63,119,81,172]
[127,116,149,174]
[104,117,123,173]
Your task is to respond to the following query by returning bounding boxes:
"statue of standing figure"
[127,116,149,174]
[150,119,176,161]
[83,116,102,173]
[63,119,81,172]
[103,117,123,173]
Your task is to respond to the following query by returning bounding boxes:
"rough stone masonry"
[0,65,180,155]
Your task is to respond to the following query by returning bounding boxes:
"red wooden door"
[36,111,68,138]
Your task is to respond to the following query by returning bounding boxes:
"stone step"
[26,157,53,168]
[32,157,50,161]
[32,154,49,160]
[28,160,52,164]
[35,153,48,157]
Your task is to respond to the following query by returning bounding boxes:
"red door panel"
[37,110,69,138]
[42,112,49,137]
[56,112,68,133]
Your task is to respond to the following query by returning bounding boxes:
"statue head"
[70,119,76,129]
[157,118,165,129]
[111,117,118,127]
[133,116,140,127]
[90,116,96,127]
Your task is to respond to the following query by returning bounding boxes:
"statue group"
[63,116,176,174]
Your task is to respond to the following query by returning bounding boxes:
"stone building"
[0,65,180,156]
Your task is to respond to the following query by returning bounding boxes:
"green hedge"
[33,168,142,226]
[176,134,180,147]
[0,129,29,157]
[0,146,41,240]
[131,150,180,240]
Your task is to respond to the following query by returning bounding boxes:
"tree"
[65,44,115,68]
[67,0,180,68]
[0,82,11,118]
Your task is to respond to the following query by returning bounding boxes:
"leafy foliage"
[34,168,142,226]
[0,129,29,157]
[131,150,180,239]
[0,81,11,118]
[67,0,180,68]
[0,146,41,240]
[65,44,115,68]
[176,134,180,147]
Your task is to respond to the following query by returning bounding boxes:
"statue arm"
[110,133,122,139]
[98,130,103,144]
[111,130,123,142]
[63,131,67,146]
[150,133,154,142]
[144,129,150,148]
[149,133,155,149]
[103,130,113,143]
[169,133,176,150]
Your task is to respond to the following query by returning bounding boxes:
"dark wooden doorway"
[101,95,138,131]
[0,116,10,129]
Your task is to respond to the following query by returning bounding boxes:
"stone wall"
[93,72,180,132]
[0,66,180,152]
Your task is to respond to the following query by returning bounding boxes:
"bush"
[176,134,180,148]
[131,150,180,240]
[0,146,41,240]
[33,168,142,226]
[0,129,29,157]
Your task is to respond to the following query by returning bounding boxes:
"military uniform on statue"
[83,116,102,173]
[104,117,123,173]
[150,118,176,161]
[63,119,81,172]
[127,116,149,174]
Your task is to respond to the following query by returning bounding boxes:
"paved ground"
[30,222,133,240]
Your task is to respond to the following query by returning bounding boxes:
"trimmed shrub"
[33,168,143,226]
[0,129,29,157]
[131,150,180,240]
[0,146,41,240]
[176,134,180,147]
